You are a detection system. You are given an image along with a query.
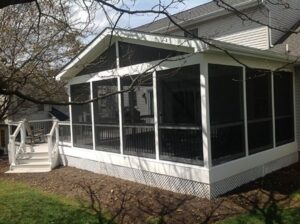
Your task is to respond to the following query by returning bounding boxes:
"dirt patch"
[1,157,300,224]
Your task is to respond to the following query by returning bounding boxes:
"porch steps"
[6,143,52,173]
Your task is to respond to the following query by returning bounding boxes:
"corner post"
[200,56,212,169]
[153,70,159,160]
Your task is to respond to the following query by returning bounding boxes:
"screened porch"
[67,38,295,169]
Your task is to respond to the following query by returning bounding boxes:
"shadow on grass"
[218,162,300,224]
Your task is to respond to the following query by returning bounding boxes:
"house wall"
[266,0,300,45]
[10,102,52,121]
[169,6,270,49]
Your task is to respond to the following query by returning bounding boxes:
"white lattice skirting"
[59,152,298,199]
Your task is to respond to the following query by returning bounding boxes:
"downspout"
[262,0,273,48]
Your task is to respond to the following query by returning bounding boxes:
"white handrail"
[57,121,70,126]
[8,120,26,166]
[47,120,59,168]
[28,119,53,123]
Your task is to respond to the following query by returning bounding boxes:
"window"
[209,64,245,165]
[121,74,155,158]
[71,83,93,149]
[77,44,116,76]
[157,65,203,165]
[246,69,273,154]
[93,79,120,153]
[119,42,186,67]
[274,71,294,146]
[184,28,198,38]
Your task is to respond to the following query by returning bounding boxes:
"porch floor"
[30,143,48,153]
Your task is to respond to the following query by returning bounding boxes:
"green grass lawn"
[218,208,300,224]
[218,192,300,224]
[0,180,110,224]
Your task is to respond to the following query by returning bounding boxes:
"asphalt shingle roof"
[272,22,300,56]
[134,0,255,32]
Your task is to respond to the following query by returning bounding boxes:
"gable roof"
[56,27,299,82]
[56,28,203,81]
[134,0,262,33]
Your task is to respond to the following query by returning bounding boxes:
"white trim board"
[58,145,210,183]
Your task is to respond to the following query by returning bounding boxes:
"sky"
[87,0,211,33]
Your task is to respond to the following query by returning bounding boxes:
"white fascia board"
[56,28,112,81]
[56,28,205,81]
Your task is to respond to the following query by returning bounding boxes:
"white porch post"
[243,66,249,156]
[200,57,212,168]
[116,40,124,155]
[271,71,276,148]
[90,82,96,151]
[116,40,120,68]
[153,71,160,161]
[20,120,26,152]
[68,85,74,147]
[118,77,124,155]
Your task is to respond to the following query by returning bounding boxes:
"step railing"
[47,119,59,168]
[8,120,26,166]
[8,118,68,170]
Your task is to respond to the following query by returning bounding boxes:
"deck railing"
[28,119,53,137]
[58,121,71,143]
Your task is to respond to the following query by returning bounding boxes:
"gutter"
[206,40,300,64]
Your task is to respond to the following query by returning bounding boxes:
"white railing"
[28,119,53,137]
[47,120,59,168]
[57,121,71,143]
[8,118,67,170]
[8,120,26,166]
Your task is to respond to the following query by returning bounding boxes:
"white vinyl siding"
[169,6,270,49]
[216,27,269,49]
[266,0,300,45]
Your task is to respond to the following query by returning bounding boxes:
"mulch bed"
[1,157,300,224]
